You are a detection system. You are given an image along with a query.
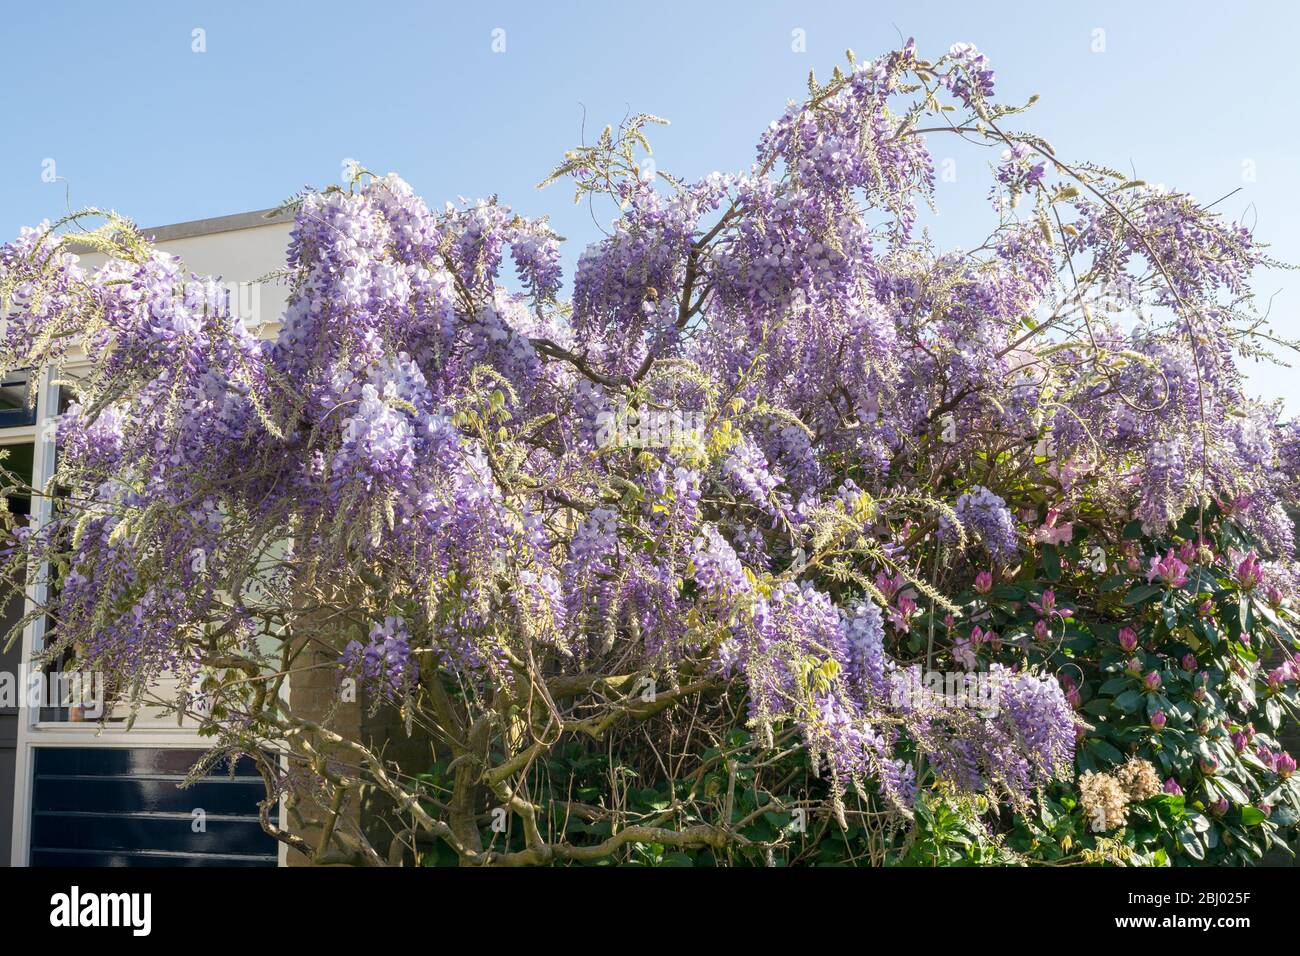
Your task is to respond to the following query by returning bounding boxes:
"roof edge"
[136,208,295,242]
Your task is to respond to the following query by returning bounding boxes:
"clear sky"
[3,1,1297,410]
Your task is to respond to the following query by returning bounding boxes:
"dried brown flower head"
[1115,757,1161,801]
[1079,770,1129,832]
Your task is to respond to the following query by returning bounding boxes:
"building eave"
[136,207,294,242]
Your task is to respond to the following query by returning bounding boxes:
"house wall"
[74,210,295,339]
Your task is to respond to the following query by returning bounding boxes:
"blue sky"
[3,1,1297,409]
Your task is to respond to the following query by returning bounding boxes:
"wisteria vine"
[1,40,1296,865]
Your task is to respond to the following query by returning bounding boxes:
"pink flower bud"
[1118,627,1138,652]
[1059,674,1082,709]
[1235,551,1263,590]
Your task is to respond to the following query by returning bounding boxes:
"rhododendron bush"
[2,42,1298,866]
[894,517,1300,867]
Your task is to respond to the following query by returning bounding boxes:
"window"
[0,371,37,429]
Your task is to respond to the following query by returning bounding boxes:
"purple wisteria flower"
[941,485,1019,563]
[342,616,415,699]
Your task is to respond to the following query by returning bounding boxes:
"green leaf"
[1240,805,1266,826]
[1124,584,1162,606]
[1099,677,1129,695]
[1177,828,1205,860]
[1151,794,1186,823]
[1213,777,1249,804]
[1114,689,1144,713]
[1088,739,1124,763]
[1265,698,1283,731]
[1041,544,1061,582]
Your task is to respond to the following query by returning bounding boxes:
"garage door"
[28,748,277,866]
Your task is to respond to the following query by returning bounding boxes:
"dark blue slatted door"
[30,748,278,866]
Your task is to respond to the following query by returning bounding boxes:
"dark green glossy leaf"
[1124,584,1161,605]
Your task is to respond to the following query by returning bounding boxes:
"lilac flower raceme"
[942,486,1019,563]
[342,616,415,699]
